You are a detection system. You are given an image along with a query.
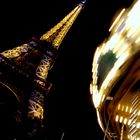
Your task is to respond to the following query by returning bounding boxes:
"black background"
[0,0,133,139]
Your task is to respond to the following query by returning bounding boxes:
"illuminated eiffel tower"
[0,1,86,139]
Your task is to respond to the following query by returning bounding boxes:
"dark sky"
[1,0,133,139]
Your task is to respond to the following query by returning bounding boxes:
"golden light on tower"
[28,1,86,120]
[40,1,85,48]
[91,0,140,139]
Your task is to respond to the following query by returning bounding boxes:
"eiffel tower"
[0,1,86,139]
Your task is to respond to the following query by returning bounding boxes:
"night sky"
[0,0,133,139]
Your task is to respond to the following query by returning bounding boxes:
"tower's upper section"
[1,1,86,60]
[40,0,86,49]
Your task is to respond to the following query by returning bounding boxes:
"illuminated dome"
[91,0,140,139]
